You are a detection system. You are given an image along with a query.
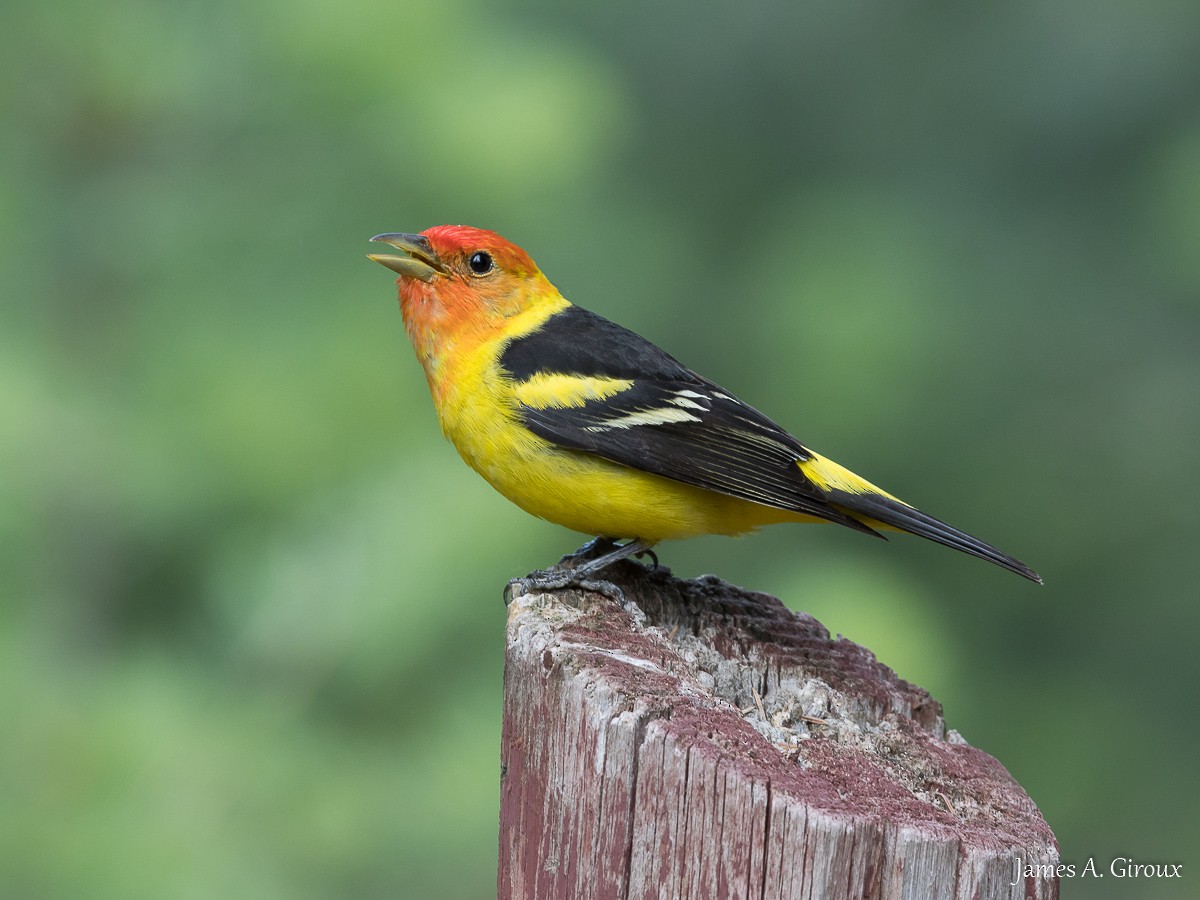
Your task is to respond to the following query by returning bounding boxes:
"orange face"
[398,225,540,333]
[370,225,552,391]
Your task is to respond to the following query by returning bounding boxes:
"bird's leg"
[567,538,657,579]
[557,536,620,565]
[505,538,658,605]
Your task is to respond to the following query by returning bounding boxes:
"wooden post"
[498,560,1059,900]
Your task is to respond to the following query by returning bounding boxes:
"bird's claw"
[573,577,626,603]
[504,568,626,605]
[634,547,659,570]
[504,537,659,605]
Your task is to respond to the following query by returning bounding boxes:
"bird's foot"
[504,569,625,605]
[504,538,659,606]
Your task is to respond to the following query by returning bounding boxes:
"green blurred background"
[2,0,1197,897]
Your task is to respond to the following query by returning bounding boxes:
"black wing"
[500,305,878,535]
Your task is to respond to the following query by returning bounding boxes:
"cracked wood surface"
[498,560,1059,900]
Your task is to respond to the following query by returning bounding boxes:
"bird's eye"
[468,251,494,275]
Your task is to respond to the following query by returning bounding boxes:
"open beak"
[367,233,447,283]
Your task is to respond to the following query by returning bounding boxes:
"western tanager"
[368,225,1041,585]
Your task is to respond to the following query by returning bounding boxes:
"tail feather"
[830,490,1043,584]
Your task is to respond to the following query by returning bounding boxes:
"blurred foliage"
[2,0,1198,897]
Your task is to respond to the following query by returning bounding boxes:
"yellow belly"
[473,436,798,541]
[434,351,801,542]
[466,435,799,541]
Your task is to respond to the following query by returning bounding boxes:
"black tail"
[831,491,1043,584]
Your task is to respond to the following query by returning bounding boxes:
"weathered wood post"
[498,560,1058,900]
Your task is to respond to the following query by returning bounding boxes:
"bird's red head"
[368,225,555,391]
[420,225,539,281]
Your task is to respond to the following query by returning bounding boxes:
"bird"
[367,225,1041,586]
